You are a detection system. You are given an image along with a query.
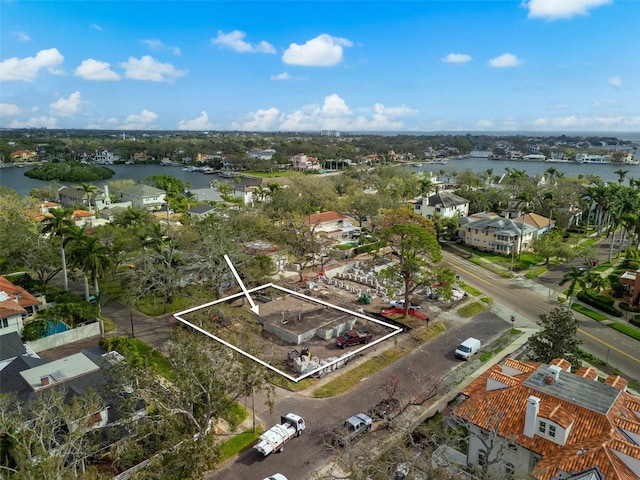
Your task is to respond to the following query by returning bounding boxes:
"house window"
[505,463,515,478]
[549,425,556,438]
[478,449,487,466]
[1,318,8,328]
[435,207,441,212]
[538,421,546,433]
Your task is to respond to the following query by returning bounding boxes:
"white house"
[118,184,166,210]
[412,191,470,220]
[452,358,640,480]
[458,212,536,255]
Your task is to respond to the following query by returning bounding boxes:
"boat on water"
[431,159,449,165]
[412,163,423,167]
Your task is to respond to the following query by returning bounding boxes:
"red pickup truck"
[336,330,373,348]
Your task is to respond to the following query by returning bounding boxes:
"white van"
[455,337,481,360]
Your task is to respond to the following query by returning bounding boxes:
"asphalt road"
[206,309,508,480]
[441,243,640,384]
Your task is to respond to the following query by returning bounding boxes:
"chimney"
[523,396,540,438]
[548,365,561,383]
[40,376,50,386]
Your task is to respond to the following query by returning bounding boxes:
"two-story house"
[118,184,166,210]
[291,153,321,172]
[412,191,469,220]
[452,358,640,480]
[458,212,536,255]
[57,186,109,212]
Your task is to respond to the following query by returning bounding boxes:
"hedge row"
[577,289,623,317]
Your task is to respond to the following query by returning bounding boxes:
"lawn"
[458,302,486,318]
[571,304,609,321]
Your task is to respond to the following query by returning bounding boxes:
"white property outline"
[173,282,403,383]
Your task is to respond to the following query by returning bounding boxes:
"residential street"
[37,237,640,479]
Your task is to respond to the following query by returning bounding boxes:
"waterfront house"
[452,358,640,480]
[57,186,109,212]
[118,184,166,210]
[10,149,37,163]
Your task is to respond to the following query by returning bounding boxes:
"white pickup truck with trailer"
[253,413,306,456]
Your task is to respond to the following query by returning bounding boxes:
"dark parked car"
[336,330,373,348]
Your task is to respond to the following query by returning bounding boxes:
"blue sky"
[1,0,638,133]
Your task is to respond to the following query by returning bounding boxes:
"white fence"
[26,322,101,352]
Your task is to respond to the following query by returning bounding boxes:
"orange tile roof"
[0,276,40,309]
[454,359,640,480]
[0,300,26,319]
[575,366,599,380]
[305,211,345,225]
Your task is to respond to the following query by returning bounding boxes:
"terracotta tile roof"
[575,366,600,380]
[305,211,345,225]
[454,359,640,480]
[550,358,572,371]
[0,299,26,318]
[0,276,40,309]
[605,375,629,391]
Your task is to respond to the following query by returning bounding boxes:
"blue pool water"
[46,321,69,336]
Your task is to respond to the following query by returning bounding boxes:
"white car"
[263,475,288,480]
[389,299,421,310]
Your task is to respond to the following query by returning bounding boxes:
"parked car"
[389,299,421,310]
[336,330,373,348]
[331,413,373,446]
[262,475,288,480]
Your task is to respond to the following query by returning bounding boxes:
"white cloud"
[0,103,22,116]
[11,31,31,42]
[120,56,187,83]
[50,91,83,116]
[233,107,281,131]
[141,39,181,55]
[442,53,472,64]
[90,23,103,31]
[488,53,521,68]
[177,111,216,130]
[271,72,291,81]
[241,94,414,132]
[608,76,622,88]
[211,30,276,54]
[319,94,352,116]
[0,48,64,82]
[75,58,120,81]
[8,116,58,128]
[523,0,612,20]
[282,34,353,67]
[122,109,159,130]
[477,119,495,129]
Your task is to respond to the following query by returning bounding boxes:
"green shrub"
[631,316,640,328]
[40,303,98,328]
[22,319,47,341]
[576,290,622,317]
[353,240,383,255]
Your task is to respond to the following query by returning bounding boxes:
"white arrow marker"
[224,254,260,315]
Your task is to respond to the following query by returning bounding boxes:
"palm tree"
[559,265,587,308]
[80,182,97,212]
[63,225,91,300]
[41,207,74,291]
[614,168,629,185]
[69,235,111,310]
